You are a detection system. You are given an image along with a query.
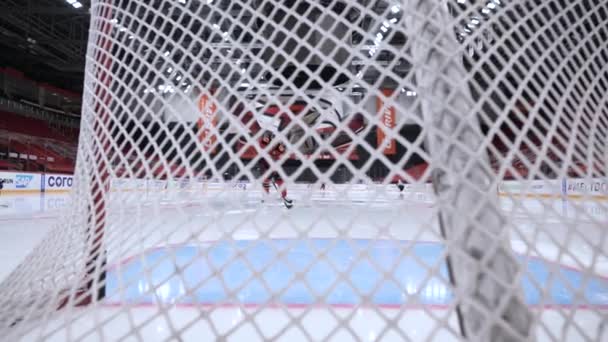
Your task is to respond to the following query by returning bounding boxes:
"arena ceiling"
[0,0,504,94]
[0,0,91,92]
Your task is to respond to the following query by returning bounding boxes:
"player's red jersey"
[258,132,291,207]
[259,133,286,161]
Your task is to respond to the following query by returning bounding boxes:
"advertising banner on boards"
[0,171,41,193]
[43,174,74,192]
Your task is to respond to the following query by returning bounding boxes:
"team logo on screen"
[235,96,367,159]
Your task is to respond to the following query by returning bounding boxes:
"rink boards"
[1,170,607,201]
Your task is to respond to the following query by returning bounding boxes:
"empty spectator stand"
[0,111,77,173]
[0,133,75,173]
[0,110,73,142]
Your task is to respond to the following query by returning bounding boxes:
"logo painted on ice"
[15,175,34,189]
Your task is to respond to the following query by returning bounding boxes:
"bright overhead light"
[65,0,83,8]
[158,85,175,94]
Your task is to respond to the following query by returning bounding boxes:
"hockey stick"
[271,179,293,209]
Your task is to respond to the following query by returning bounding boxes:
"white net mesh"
[1,0,608,340]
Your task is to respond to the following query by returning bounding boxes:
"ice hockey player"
[259,131,293,209]
[0,178,4,196]
[396,178,405,192]
[320,182,326,198]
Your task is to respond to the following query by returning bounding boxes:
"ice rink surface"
[1,187,607,341]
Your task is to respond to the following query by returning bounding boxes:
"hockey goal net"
[1,0,607,340]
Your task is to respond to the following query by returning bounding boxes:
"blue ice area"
[105,239,608,307]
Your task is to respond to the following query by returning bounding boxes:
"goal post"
[78,0,115,308]
[411,1,532,340]
[1,0,607,341]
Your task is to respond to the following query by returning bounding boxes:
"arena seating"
[0,110,77,172]
[0,110,74,143]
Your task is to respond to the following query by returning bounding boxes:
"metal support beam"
[0,7,87,16]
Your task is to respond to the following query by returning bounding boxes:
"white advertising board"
[0,171,42,193]
[43,174,74,192]
[2,171,597,200]
[498,179,564,198]
[565,178,608,198]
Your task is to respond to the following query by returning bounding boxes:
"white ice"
[1,186,607,341]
